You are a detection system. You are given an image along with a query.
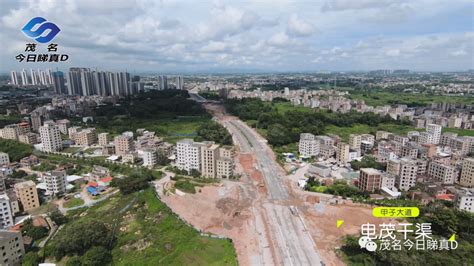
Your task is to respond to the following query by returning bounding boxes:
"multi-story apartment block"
[298,133,320,157]
[18,132,38,144]
[416,159,428,176]
[14,181,40,211]
[336,142,350,164]
[376,131,391,140]
[1,124,21,140]
[455,189,474,213]
[142,149,157,167]
[427,161,457,184]
[43,170,66,195]
[393,135,409,146]
[0,194,14,229]
[387,158,400,175]
[176,139,203,173]
[176,139,234,178]
[0,152,9,166]
[381,173,396,190]
[0,231,25,265]
[0,177,5,193]
[98,132,111,146]
[201,142,219,178]
[360,141,374,155]
[448,117,462,128]
[315,135,334,147]
[68,126,81,139]
[450,136,474,156]
[73,128,97,146]
[396,158,418,191]
[400,144,418,159]
[441,132,458,146]
[56,119,70,135]
[217,146,234,178]
[39,123,62,152]
[358,168,382,192]
[319,144,335,159]
[360,134,375,145]
[425,123,442,144]
[460,157,474,188]
[377,141,397,163]
[349,134,362,150]
[17,122,30,135]
[30,111,42,132]
[114,135,135,155]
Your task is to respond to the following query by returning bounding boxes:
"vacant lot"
[48,189,237,265]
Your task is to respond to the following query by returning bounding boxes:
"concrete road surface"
[224,119,323,266]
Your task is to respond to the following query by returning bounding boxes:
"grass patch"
[348,92,474,106]
[62,147,81,154]
[63,198,84,208]
[51,189,237,265]
[443,127,474,137]
[326,123,420,142]
[174,180,202,194]
[0,138,32,161]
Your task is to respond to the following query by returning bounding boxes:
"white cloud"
[386,49,400,56]
[0,0,471,72]
[268,32,292,47]
[450,49,467,57]
[287,14,314,37]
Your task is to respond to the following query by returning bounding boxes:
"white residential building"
[176,139,203,173]
[298,133,320,157]
[98,132,111,146]
[455,189,474,213]
[396,158,418,191]
[460,157,474,188]
[55,119,70,135]
[43,171,66,195]
[39,123,62,152]
[0,194,14,229]
[349,134,362,150]
[0,152,9,166]
[0,231,25,265]
[427,161,457,184]
[142,149,157,167]
[425,123,442,144]
[336,142,350,164]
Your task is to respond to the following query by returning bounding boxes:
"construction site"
[160,103,388,266]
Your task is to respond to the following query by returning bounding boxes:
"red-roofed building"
[87,181,98,187]
[435,194,454,201]
[98,176,113,187]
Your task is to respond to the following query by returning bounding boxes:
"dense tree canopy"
[111,170,155,194]
[0,139,32,162]
[225,98,406,146]
[350,156,386,171]
[48,220,110,260]
[196,121,232,145]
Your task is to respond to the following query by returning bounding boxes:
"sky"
[0,0,473,73]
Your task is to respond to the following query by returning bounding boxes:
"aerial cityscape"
[0,0,473,266]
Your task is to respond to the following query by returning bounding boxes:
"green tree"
[65,256,82,266]
[0,139,32,161]
[22,252,41,266]
[21,219,48,241]
[197,121,232,145]
[49,220,110,259]
[49,210,68,226]
[267,124,291,146]
[81,246,112,266]
[156,150,170,166]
